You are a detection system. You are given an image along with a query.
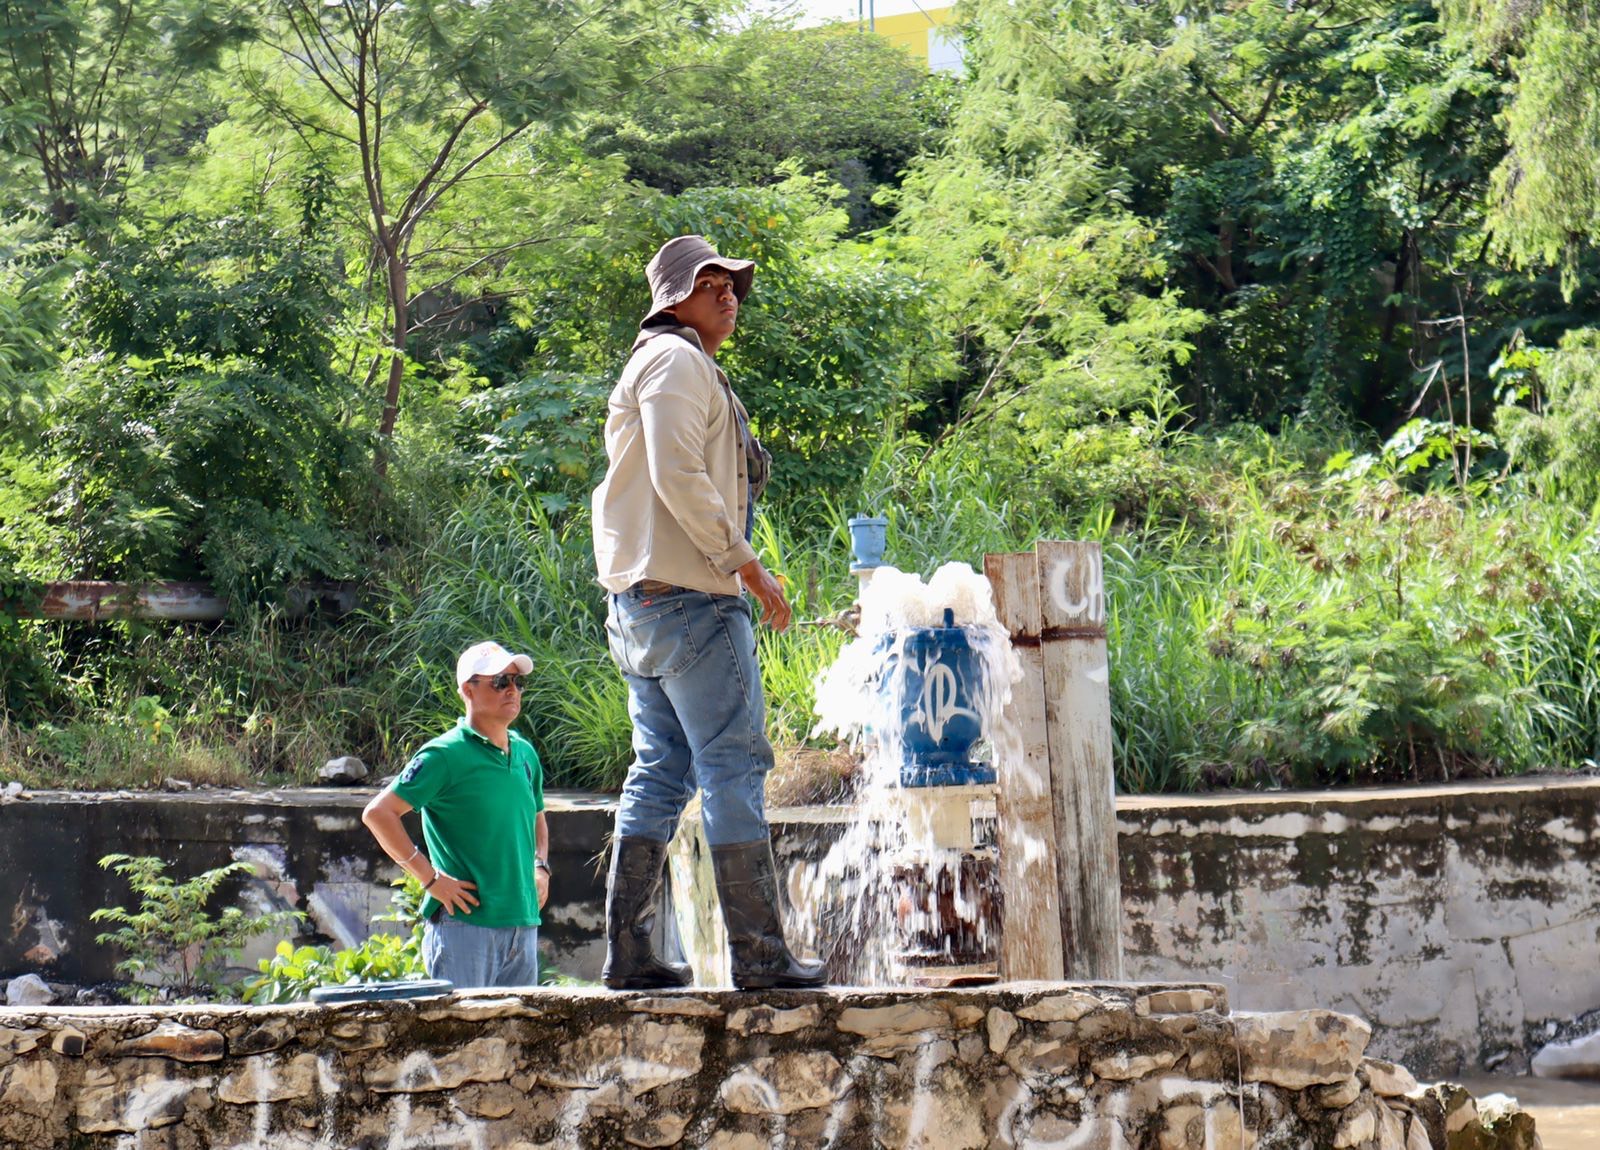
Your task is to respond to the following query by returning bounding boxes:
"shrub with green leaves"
[92,854,304,1002]
[1106,442,1600,789]
[13,218,368,601]
[1496,329,1600,510]
[454,176,934,504]
[243,873,427,1004]
[243,935,422,1004]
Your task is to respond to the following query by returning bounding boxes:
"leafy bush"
[244,874,426,1004]
[244,935,421,1004]
[1496,330,1600,510]
[12,218,369,600]
[92,854,303,1002]
[1106,446,1600,789]
[454,177,935,503]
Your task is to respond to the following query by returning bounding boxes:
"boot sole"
[603,976,694,990]
[731,977,828,990]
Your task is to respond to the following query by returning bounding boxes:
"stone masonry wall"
[0,984,1534,1149]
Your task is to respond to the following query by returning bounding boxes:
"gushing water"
[794,562,1023,985]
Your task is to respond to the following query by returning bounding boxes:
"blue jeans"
[606,585,773,846]
[422,918,540,988]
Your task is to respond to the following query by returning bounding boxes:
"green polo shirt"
[391,718,545,927]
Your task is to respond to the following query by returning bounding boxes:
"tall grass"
[1103,473,1600,789]
[10,434,1598,797]
[0,603,376,787]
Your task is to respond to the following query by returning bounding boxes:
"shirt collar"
[456,717,507,750]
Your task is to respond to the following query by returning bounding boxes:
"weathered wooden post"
[988,541,1123,981]
[1038,540,1123,979]
[985,552,1066,981]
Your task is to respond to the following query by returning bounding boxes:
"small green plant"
[243,934,423,1004]
[243,874,427,1003]
[127,695,174,744]
[92,854,304,1002]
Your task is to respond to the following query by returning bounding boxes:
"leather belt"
[632,579,679,596]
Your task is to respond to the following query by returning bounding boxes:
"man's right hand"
[736,557,792,633]
[430,873,479,916]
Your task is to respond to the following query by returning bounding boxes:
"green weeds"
[6,434,1600,796]
[92,854,303,1002]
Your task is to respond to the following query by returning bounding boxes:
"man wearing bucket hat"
[591,235,826,991]
[362,640,550,988]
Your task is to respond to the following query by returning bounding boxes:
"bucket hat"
[641,235,755,327]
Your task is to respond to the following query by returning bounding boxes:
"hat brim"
[457,650,534,686]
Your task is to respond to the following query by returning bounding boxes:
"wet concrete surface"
[1460,1076,1600,1149]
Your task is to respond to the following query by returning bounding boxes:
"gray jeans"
[421,917,539,988]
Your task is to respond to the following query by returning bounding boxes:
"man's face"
[667,267,738,349]
[461,665,524,724]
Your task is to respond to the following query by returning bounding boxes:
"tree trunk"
[375,245,408,477]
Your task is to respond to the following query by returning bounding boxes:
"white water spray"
[795,562,1023,985]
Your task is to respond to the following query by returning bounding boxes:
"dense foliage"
[3,0,1600,796]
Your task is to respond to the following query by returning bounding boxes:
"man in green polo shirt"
[362,640,550,988]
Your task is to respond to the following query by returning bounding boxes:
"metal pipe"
[1,581,358,621]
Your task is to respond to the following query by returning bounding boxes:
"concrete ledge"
[0,982,1529,1149]
[1115,773,1600,1078]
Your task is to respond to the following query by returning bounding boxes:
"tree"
[0,215,73,444]
[13,217,367,598]
[235,0,698,473]
[458,176,936,499]
[1162,0,1511,427]
[1443,0,1600,293]
[908,0,1593,449]
[892,0,1205,467]
[585,21,944,230]
[0,0,246,227]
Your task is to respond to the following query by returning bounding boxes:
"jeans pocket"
[616,596,699,678]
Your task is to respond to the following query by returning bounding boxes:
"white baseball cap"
[455,641,534,687]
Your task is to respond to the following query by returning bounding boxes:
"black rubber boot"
[711,838,828,990]
[602,837,693,990]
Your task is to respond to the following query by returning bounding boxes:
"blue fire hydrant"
[878,607,998,788]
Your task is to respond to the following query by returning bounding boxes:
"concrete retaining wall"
[1117,777,1600,1078]
[5,776,1599,1079]
[0,789,614,989]
[0,984,1532,1149]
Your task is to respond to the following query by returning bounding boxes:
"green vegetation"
[242,875,590,1000]
[244,875,426,1003]
[4,0,1600,797]
[91,854,303,1002]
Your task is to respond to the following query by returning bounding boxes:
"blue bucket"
[878,608,997,787]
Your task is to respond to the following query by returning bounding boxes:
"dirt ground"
[1459,1076,1600,1150]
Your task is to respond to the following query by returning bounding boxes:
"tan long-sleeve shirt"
[591,327,757,595]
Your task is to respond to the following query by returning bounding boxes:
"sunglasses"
[470,672,526,692]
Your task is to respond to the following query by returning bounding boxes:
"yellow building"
[853,4,962,72]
